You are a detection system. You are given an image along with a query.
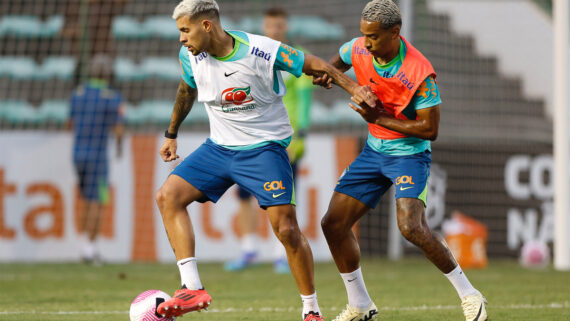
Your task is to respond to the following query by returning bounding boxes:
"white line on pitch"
[0,302,568,315]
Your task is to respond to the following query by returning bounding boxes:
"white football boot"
[332,302,378,321]
[461,291,488,321]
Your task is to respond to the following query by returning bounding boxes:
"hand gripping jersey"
[351,36,436,139]
[188,32,293,146]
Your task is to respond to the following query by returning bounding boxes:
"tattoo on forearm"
[326,65,354,92]
[170,82,197,133]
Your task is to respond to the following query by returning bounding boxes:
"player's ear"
[391,25,401,39]
[202,19,213,32]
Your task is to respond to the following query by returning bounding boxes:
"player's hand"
[159,138,180,162]
[351,85,378,108]
[287,137,305,163]
[312,73,333,89]
[349,98,390,125]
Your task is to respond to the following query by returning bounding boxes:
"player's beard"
[187,46,200,56]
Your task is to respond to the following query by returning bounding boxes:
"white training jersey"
[187,32,292,146]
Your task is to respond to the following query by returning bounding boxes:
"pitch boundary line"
[0,302,568,315]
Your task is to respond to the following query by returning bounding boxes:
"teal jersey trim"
[179,46,197,88]
[366,132,431,156]
[212,136,292,150]
[339,38,358,66]
[339,37,441,156]
[273,43,306,94]
[274,43,305,77]
[179,30,251,88]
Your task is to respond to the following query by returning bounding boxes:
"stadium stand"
[0,15,63,38]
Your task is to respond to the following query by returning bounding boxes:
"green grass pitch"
[1,258,568,320]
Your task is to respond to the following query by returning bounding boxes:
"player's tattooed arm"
[168,79,198,134]
[160,80,197,162]
[312,54,350,88]
[303,54,377,107]
[329,53,351,73]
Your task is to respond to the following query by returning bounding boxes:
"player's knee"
[275,224,300,247]
[321,212,348,238]
[398,220,422,242]
[155,189,167,209]
[155,186,181,212]
[396,199,428,241]
[321,214,335,236]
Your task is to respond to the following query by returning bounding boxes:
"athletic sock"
[80,234,96,260]
[242,233,258,254]
[177,257,203,290]
[341,267,372,309]
[300,292,321,317]
[445,265,477,299]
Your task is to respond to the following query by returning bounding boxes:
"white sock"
[300,292,320,317]
[242,233,258,254]
[80,234,97,259]
[177,257,203,290]
[341,267,372,309]
[445,265,477,299]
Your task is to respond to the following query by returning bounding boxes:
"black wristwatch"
[164,130,177,139]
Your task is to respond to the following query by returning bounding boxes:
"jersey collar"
[214,31,249,61]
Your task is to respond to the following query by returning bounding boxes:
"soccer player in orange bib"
[154,1,377,320]
[314,1,488,321]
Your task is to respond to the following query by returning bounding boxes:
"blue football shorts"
[74,157,109,203]
[171,139,295,209]
[335,143,431,209]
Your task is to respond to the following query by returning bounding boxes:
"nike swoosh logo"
[224,71,238,77]
[473,304,482,321]
[347,278,357,282]
[399,186,413,191]
[272,192,286,198]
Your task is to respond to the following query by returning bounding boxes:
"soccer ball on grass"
[129,289,175,321]
[519,240,550,269]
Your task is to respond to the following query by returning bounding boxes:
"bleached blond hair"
[172,0,219,20]
[362,0,402,29]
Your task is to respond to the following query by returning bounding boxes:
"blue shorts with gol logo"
[335,143,431,209]
[171,139,295,209]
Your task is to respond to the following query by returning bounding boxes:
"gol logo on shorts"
[395,175,415,185]
[264,180,286,191]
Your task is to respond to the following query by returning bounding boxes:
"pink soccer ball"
[129,290,175,321]
[520,240,550,268]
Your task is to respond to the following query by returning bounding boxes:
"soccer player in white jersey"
[154,1,378,320]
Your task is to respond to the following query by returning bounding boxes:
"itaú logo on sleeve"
[220,86,256,112]
[263,180,286,191]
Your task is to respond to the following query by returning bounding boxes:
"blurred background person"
[67,55,125,264]
[224,6,315,274]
